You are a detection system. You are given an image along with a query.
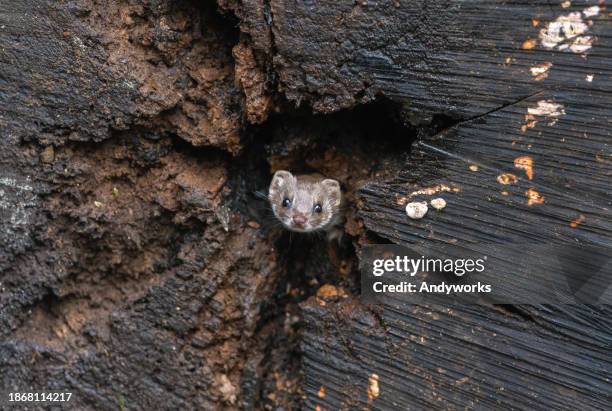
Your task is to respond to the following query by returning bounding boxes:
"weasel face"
[268,170,342,233]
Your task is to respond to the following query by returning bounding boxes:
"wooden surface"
[270,0,612,120]
[357,89,611,306]
[297,1,612,409]
[302,300,612,410]
[1,0,610,409]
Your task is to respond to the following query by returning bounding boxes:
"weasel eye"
[282,198,291,208]
[313,203,322,213]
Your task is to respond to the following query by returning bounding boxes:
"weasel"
[268,170,343,239]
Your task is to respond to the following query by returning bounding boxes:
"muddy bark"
[1,1,290,409]
[1,0,610,410]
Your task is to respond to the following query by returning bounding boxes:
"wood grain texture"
[298,1,612,409]
[269,0,611,121]
[302,299,612,410]
[360,88,611,248]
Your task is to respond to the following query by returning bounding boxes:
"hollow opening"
[229,98,418,408]
[233,98,417,296]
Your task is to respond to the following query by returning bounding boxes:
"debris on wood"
[405,201,428,219]
[430,198,447,211]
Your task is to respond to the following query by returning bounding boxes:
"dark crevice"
[426,90,545,140]
[225,97,418,408]
[170,132,233,163]
[494,304,538,323]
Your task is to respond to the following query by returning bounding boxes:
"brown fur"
[268,170,343,234]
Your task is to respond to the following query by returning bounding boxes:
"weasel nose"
[292,214,307,227]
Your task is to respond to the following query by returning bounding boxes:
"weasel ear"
[270,170,293,193]
[321,179,342,208]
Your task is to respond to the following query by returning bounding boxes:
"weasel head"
[268,170,342,233]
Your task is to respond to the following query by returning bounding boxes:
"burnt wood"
[298,1,612,409]
[302,299,612,410]
[269,0,611,121]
